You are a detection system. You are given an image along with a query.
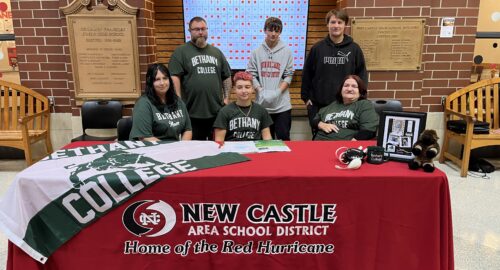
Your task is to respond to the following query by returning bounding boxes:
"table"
[7,141,453,270]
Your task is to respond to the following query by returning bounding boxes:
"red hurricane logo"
[122,200,176,237]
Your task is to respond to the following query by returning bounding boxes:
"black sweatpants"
[269,109,292,141]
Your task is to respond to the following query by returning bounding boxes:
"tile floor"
[0,117,499,270]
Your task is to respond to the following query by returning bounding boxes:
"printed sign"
[121,201,337,256]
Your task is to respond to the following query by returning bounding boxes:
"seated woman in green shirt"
[130,63,192,141]
[213,71,273,142]
[313,75,378,141]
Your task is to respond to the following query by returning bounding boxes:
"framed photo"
[377,111,427,162]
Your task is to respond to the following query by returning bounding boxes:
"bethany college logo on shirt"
[191,54,218,74]
[122,200,176,237]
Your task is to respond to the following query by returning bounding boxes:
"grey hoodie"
[246,40,294,114]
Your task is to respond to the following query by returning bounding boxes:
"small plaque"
[351,19,425,71]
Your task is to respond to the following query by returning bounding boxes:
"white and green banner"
[0,140,248,263]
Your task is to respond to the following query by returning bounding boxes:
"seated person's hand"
[318,121,339,133]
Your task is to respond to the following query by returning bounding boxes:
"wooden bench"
[0,80,53,166]
[439,77,500,177]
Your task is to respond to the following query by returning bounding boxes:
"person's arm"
[181,130,192,140]
[246,50,263,92]
[172,75,182,98]
[279,81,289,93]
[260,107,274,138]
[168,49,184,98]
[313,107,338,133]
[279,50,294,93]
[143,136,160,142]
[181,102,192,140]
[301,46,316,104]
[223,77,232,105]
[261,128,272,140]
[213,106,229,141]
[130,98,159,141]
[352,100,379,140]
[221,53,232,105]
[318,121,339,134]
[214,128,226,142]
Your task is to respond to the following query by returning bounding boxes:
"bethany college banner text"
[0,140,248,263]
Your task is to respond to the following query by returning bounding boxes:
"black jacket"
[301,35,368,107]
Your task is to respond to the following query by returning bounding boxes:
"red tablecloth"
[7,141,453,270]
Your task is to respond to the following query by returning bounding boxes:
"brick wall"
[136,0,157,87]
[345,0,479,112]
[11,0,480,115]
[11,0,156,116]
[12,0,71,113]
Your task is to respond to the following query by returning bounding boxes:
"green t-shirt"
[213,102,273,141]
[169,42,231,119]
[314,99,379,141]
[129,96,192,140]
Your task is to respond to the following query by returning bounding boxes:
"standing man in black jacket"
[301,9,367,132]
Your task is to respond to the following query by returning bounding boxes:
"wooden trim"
[154,0,336,115]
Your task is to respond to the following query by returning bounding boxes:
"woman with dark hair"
[312,74,378,141]
[130,63,192,141]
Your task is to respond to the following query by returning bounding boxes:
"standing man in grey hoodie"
[247,17,294,140]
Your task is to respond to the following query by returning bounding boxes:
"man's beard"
[192,36,207,48]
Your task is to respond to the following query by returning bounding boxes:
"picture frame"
[377,111,427,162]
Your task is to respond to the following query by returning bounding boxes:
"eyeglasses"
[190,27,208,32]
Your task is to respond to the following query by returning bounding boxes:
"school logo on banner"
[122,200,176,237]
[64,150,164,188]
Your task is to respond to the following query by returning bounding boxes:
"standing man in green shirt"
[169,16,232,140]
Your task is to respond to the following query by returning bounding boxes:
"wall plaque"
[351,19,425,71]
[61,0,140,101]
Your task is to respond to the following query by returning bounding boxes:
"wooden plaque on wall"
[351,19,425,71]
[62,1,140,101]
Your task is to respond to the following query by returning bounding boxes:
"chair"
[117,117,133,141]
[370,99,403,138]
[0,80,53,165]
[439,78,500,177]
[72,100,122,142]
[371,99,403,116]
